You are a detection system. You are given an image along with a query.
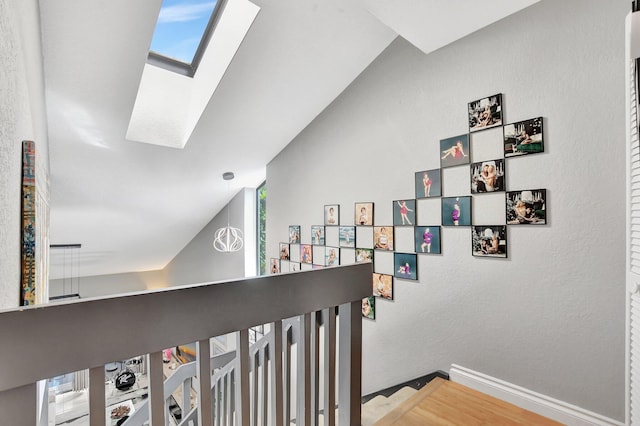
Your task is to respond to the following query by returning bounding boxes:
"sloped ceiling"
[41,0,538,279]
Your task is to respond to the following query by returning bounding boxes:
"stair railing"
[0,263,371,426]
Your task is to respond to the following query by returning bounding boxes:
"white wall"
[164,188,249,286]
[266,0,626,420]
[49,189,252,298]
[0,0,49,309]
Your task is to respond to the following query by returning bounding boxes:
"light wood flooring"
[374,378,563,425]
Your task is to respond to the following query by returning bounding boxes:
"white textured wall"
[267,0,626,420]
[164,189,248,286]
[0,0,49,309]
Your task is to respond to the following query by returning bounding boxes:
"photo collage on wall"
[273,92,547,321]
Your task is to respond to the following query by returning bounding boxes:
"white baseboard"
[449,365,623,426]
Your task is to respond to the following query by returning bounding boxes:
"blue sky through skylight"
[150,0,218,64]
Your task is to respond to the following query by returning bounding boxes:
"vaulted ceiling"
[42,0,538,279]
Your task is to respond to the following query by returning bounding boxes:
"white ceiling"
[41,0,538,279]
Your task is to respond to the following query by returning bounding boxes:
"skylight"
[149,0,221,76]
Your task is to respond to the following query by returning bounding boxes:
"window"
[257,182,267,275]
[148,0,224,76]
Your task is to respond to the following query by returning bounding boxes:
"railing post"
[323,308,337,426]
[270,321,284,426]
[311,311,321,426]
[89,366,105,426]
[148,350,166,426]
[197,339,213,426]
[0,383,37,426]
[338,301,362,426]
[297,313,312,426]
[236,329,251,426]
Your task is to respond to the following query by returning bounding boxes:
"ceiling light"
[213,172,244,253]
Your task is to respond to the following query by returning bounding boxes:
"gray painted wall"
[0,0,49,309]
[49,188,250,298]
[266,0,626,420]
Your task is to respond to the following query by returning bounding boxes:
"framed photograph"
[373,226,394,251]
[339,225,356,247]
[279,243,290,260]
[504,117,544,157]
[415,169,442,198]
[373,273,393,300]
[394,253,417,280]
[470,159,505,193]
[393,199,416,226]
[414,226,441,254]
[441,196,472,226]
[325,246,340,267]
[362,296,375,320]
[440,134,470,168]
[355,202,374,226]
[472,226,507,258]
[289,225,301,244]
[506,189,547,225]
[355,248,374,263]
[270,258,280,274]
[300,244,313,264]
[324,204,340,226]
[468,93,503,132]
[311,225,325,246]
[289,262,301,272]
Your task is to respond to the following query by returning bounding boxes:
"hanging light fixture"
[213,172,244,253]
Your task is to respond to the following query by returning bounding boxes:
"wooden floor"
[374,378,563,425]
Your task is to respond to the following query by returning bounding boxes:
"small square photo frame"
[440,134,470,168]
[373,226,394,251]
[394,252,417,280]
[289,225,301,244]
[289,262,301,272]
[279,243,290,260]
[300,244,313,264]
[506,189,547,225]
[373,273,393,300]
[355,202,374,226]
[324,204,340,226]
[311,225,325,246]
[270,258,280,274]
[470,159,505,194]
[339,226,356,247]
[355,248,374,263]
[325,247,340,267]
[472,226,507,258]
[415,169,442,198]
[362,296,375,320]
[468,93,503,132]
[414,226,441,254]
[504,117,544,158]
[393,199,416,226]
[441,196,472,226]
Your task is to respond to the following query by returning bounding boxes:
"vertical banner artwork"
[20,141,49,306]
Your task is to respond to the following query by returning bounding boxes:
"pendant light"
[213,172,244,253]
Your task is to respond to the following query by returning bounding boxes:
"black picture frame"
[324,204,340,226]
[470,159,506,194]
[373,226,394,251]
[311,225,325,246]
[279,243,290,260]
[288,225,301,244]
[415,168,442,198]
[468,93,503,132]
[503,117,544,158]
[362,296,375,320]
[414,226,441,254]
[441,196,472,226]
[393,199,416,226]
[506,189,547,225]
[354,202,374,226]
[472,225,508,258]
[339,226,356,247]
[394,252,418,280]
[440,134,470,168]
[372,273,394,300]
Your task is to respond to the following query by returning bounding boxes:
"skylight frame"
[147,0,228,77]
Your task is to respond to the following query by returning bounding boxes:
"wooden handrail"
[0,264,370,426]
